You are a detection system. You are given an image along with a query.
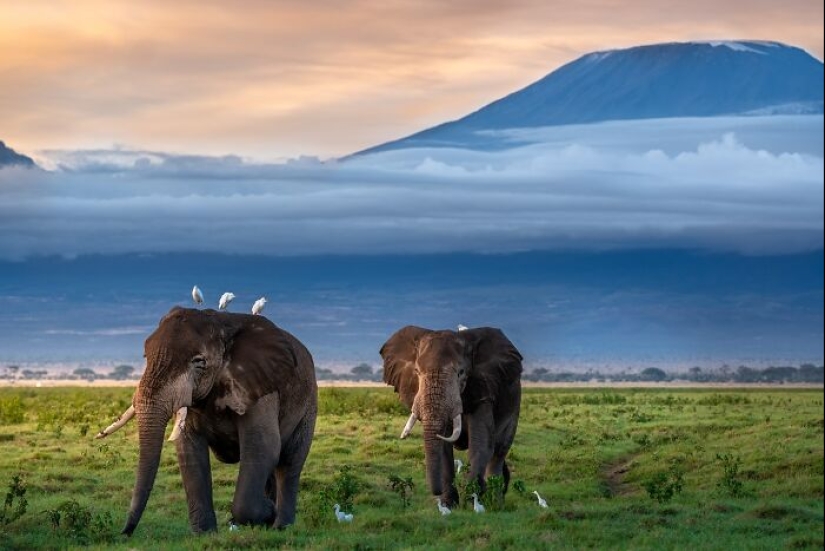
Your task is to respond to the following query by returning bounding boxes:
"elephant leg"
[176,429,217,533]
[273,414,316,529]
[232,394,281,526]
[466,406,495,495]
[440,444,459,507]
[485,452,512,493]
[265,472,278,505]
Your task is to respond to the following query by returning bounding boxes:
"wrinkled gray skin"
[107,307,317,535]
[380,326,522,507]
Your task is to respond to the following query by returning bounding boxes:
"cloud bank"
[1,116,822,260]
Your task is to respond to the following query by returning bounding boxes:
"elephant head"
[97,306,298,535]
[380,325,522,502]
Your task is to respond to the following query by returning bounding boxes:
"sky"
[1,0,823,160]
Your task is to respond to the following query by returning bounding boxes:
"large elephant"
[96,307,317,535]
[380,326,522,508]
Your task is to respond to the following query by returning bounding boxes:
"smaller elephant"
[380,325,522,507]
[96,307,317,535]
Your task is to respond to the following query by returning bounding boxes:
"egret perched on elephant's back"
[252,297,267,315]
[218,292,235,311]
[192,285,204,305]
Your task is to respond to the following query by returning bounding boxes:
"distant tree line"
[316,363,384,382]
[4,362,822,385]
[0,364,139,381]
[523,363,824,384]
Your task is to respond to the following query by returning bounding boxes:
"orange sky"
[1,0,822,159]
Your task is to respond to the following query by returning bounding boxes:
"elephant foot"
[189,509,218,534]
[441,486,460,508]
[231,498,276,527]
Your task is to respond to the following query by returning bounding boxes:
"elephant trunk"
[420,380,462,497]
[423,423,447,496]
[122,402,171,536]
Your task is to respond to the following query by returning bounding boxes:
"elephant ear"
[380,325,430,409]
[462,327,523,410]
[214,314,299,415]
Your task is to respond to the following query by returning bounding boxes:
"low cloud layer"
[1,116,822,260]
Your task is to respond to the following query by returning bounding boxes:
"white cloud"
[0,116,821,260]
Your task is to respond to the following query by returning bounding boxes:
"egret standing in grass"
[251,297,267,316]
[532,490,548,508]
[471,493,485,513]
[333,504,353,523]
[192,285,204,305]
[218,292,236,311]
[436,498,451,516]
[454,459,464,475]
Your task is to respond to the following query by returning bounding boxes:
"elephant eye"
[191,356,206,370]
[458,368,465,376]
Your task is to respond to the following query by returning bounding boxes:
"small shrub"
[0,397,25,424]
[462,478,481,509]
[482,475,506,511]
[716,453,745,497]
[0,474,27,525]
[512,479,527,495]
[643,464,684,504]
[307,465,363,526]
[387,474,415,508]
[43,499,114,544]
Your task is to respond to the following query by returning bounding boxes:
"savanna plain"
[0,386,822,550]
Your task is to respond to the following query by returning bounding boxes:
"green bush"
[0,396,25,424]
[643,464,684,504]
[43,499,114,544]
[0,474,27,525]
[387,474,415,508]
[716,453,746,497]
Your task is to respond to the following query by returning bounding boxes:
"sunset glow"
[1,0,823,159]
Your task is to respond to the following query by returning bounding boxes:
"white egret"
[471,493,485,513]
[532,490,548,508]
[218,292,236,310]
[251,297,267,315]
[192,285,204,305]
[457,324,469,332]
[436,498,451,516]
[454,459,464,475]
[333,503,353,523]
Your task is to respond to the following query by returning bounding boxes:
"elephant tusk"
[167,407,188,442]
[437,414,462,443]
[400,412,418,439]
[95,405,136,439]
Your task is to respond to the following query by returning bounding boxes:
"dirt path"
[601,455,637,497]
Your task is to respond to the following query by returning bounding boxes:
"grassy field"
[0,386,822,550]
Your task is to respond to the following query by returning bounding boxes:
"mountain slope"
[357,41,824,155]
[0,140,35,168]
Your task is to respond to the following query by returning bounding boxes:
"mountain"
[356,41,824,155]
[0,140,35,168]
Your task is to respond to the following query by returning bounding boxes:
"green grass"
[0,387,822,550]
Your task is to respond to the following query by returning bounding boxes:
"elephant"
[95,306,317,535]
[380,325,522,508]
